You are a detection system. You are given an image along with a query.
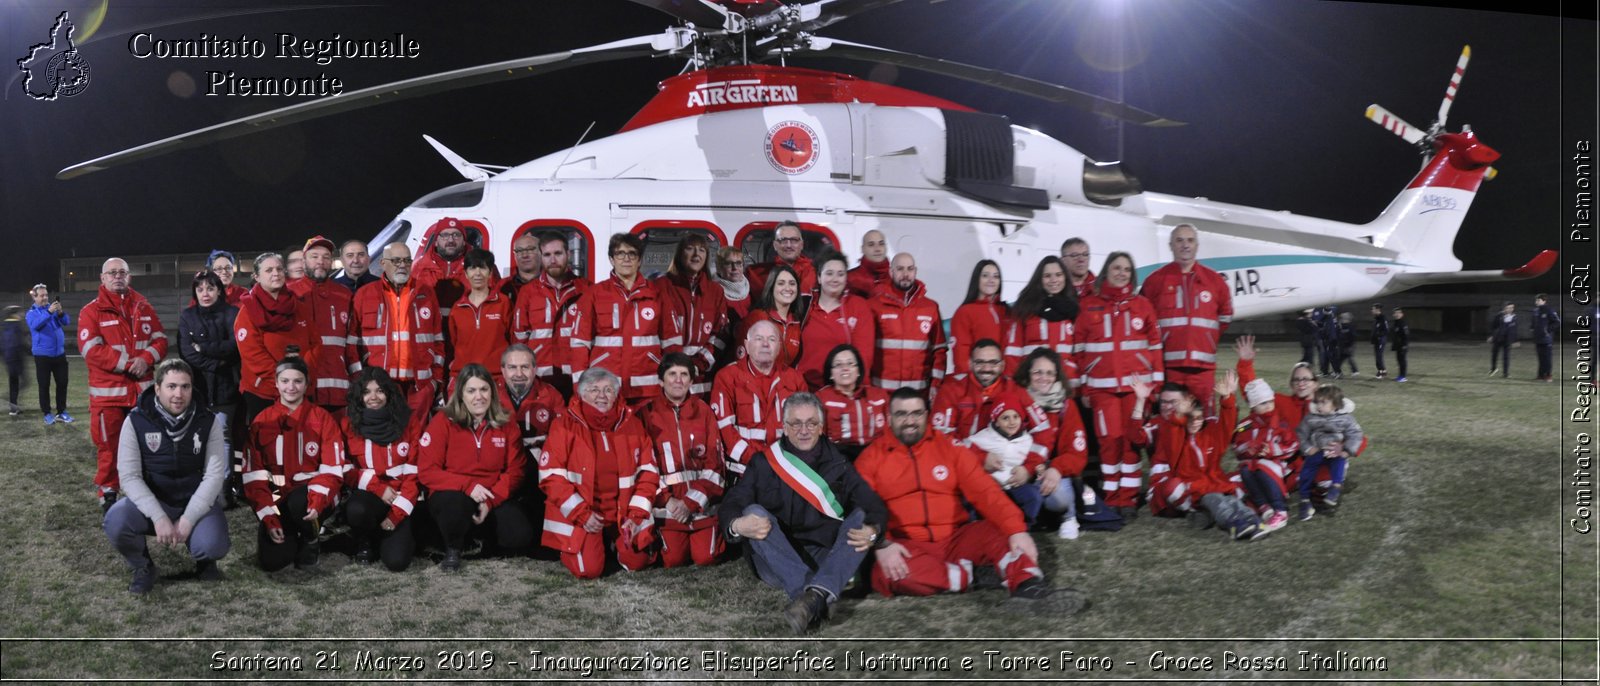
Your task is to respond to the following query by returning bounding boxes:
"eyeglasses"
[1063,252,1090,259]
[774,237,803,244]
[611,251,641,261]
[383,257,413,265]
[512,248,540,255]
[890,409,927,419]
[102,270,130,277]
[784,419,821,430]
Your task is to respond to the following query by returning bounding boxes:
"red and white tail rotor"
[1365,45,1492,176]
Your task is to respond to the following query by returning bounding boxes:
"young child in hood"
[1233,379,1299,535]
[1295,384,1363,520]
[965,398,1043,524]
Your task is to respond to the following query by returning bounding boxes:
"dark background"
[2,0,1593,293]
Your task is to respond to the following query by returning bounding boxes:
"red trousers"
[870,520,1042,596]
[90,405,130,492]
[560,524,658,579]
[1089,392,1142,508]
[1165,367,1216,413]
[659,518,724,568]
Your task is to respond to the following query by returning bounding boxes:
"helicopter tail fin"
[1363,129,1499,273]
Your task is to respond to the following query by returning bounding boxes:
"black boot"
[441,548,462,573]
[782,587,829,634]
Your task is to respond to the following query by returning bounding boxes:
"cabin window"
[513,220,594,279]
[414,182,485,209]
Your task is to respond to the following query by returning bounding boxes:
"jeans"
[1005,482,1043,525]
[742,504,867,601]
[35,354,67,414]
[1298,451,1348,500]
[1040,478,1078,521]
[104,497,230,569]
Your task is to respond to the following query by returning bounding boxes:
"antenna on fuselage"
[548,121,598,184]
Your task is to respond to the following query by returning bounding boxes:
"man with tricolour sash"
[722,392,888,635]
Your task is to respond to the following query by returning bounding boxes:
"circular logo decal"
[236,328,248,341]
[419,432,432,447]
[1073,432,1087,452]
[142,323,152,335]
[1199,291,1212,303]
[305,441,319,457]
[1132,317,1144,331]
[340,311,349,324]
[396,443,410,457]
[79,329,89,340]
[847,317,858,328]
[420,307,432,320]
[932,465,949,481]
[641,307,656,321]
[765,120,819,175]
[536,408,551,423]
[919,321,932,334]
[702,322,714,335]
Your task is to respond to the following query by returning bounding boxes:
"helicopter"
[59,0,1554,320]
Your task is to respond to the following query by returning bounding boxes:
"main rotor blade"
[784,38,1183,126]
[793,0,911,32]
[622,0,731,28]
[57,35,661,180]
[1436,44,1470,129]
[1364,104,1425,145]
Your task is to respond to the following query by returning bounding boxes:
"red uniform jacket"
[709,358,807,473]
[817,384,890,448]
[637,395,725,526]
[448,290,513,380]
[234,284,317,402]
[1074,283,1164,395]
[79,286,168,408]
[411,251,467,315]
[1041,404,1090,477]
[514,273,589,380]
[565,275,673,403]
[930,375,1054,465]
[498,377,566,460]
[538,399,659,552]
[1140,262,1233,370]
[243,401,347,526]
[735,307,803,369]
[417,412,526,504]
[1004,313,1079,389]
[1149,396,1240,510]
[847,258,889,299]
[869,280,948,392]
[747,255,816,300]
[290,278,360,406]
[856,430,1027,543]
[950,298,1007,378]
[796,294,875,389]
[353,278,445,387]
[655,271,729,395]
[340,417,421,528]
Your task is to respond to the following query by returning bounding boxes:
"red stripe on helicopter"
[1405,131,1499,192]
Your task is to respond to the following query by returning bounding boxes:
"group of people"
[87,217,1378,634]
[1488,295,1561,381]
[1294,303,1412,382]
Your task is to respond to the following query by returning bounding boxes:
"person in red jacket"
[514,231,589,395]
[1140,224,1233,409]
[1015,348,1090,541]
[815,344,889,460]
[411,217,471,316]
[419,364,532,572]
[497,344,565,462]
[846,229,890,298]
[235,252,317,432]
[746,221,816,298]
[655,235,728,397]
[1059,237,1096,299]
[637,353,725,568]
[539,367,660,578]
[735,265,804,368]
[354,243,445,434]
[1233,377,1299,536]
[797,252,875,389]
[499,231,544,301]
[870,253,948,394]
[340,367,419,571]
[242,356,347,571]
[565,234,674,405]
[81,257,170,511]
[293,236,360,419]
[711,320,808,475]
[1074,252,1164,518]
[1005,256,1079,385]
[1233,335,1364,507]
[855,389,1064,601]
[932,339,1054,452]
[1145,371,1263,540]
[449,249,513,386]
[950,260,1008,379]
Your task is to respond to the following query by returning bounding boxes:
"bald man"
[869,253,948,394]
[80,257,169,512]
[1140,224,1232,409]
[847,230,890,297]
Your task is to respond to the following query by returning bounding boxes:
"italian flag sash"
[768,446,845,520]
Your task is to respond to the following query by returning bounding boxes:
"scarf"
[1038,292,1077,322]
[1097,281,1136,304]
[576,395,625,431]
[153,400,196,442]
[714,274,749,302]
[1030,381,1067,412]
[355,405,406,446]
[242,284,297,333]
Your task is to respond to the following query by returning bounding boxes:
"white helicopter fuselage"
[385,94,1496,322]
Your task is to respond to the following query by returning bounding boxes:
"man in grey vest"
[102,358,231,594]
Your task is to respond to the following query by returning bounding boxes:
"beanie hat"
[1245,379,1274,407]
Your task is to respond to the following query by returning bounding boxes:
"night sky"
[3,0,1593,294]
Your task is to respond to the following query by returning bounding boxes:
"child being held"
[965,398,1043,524]
[1295,384,1363,521]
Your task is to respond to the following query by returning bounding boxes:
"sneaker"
[99,491,118,514]
[1057,518,1081,540]
[195,560,224,581]
[294,541,321,570]
[7,403,18,416]
[1488,368,1500,377]
[441,547,462,573]
[1325,485,1342,508]
[1258,511,1288,536]
[43,413,55,426]
[129,563,156,595]
[56,412,74,424]
[782,587,830,635]
[1010,577,1053,600]
[1297,502,1316,521]
[970,565,1005,591]
[353,541,375,565]
[1395,376,1407,383]
[1231,520,1260,541]
[1348,371,1359,378]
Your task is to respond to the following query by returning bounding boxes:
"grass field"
[0,340,1593,683]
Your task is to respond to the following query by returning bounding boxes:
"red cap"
[989,395,1024,424]
[303,235,336,254]
[430,217,463,235]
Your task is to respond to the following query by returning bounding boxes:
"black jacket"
[1369,315,1389,345]
[178,301,241,407]
[1390,319,1410,349]
[722,436,888,551]
[1490,311,1519,344]
[1533,304,1558,345]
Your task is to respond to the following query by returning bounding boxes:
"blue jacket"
[25,304,69,357]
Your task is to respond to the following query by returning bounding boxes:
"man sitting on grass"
[103,359,230,594]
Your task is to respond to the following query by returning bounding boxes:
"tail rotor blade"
[1436,45,1470,128]
[1365,104,1425,145]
